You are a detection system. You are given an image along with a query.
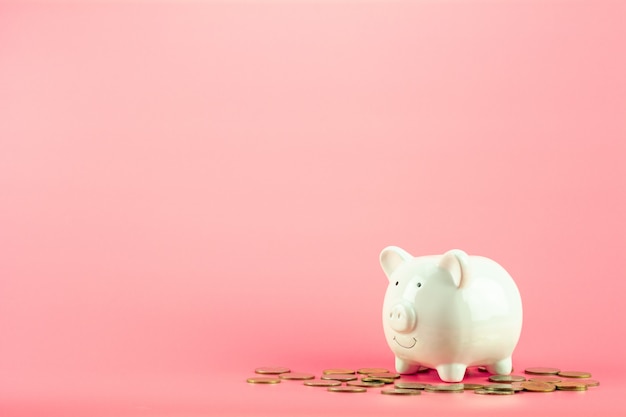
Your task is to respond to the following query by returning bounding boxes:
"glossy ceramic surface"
[380,247,523,382]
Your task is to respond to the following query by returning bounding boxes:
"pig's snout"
[387,302,416,333]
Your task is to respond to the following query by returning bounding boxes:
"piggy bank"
[380,246,523,382]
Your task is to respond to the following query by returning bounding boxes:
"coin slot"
[395,281,399,286]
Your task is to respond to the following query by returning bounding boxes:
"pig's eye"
[417,282,422,288]
[395,281,399,286]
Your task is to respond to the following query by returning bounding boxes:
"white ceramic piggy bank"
[380,246,523,382]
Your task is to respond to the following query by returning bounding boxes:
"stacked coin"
[348,380,385,388]
[523,367,597,391]
[303,380,341,387]
[328,386,367,393]
[488,374,526,383]
[246,376,281,384]
[247,366,290,384]
[520,381,556,392]
[246,364,598,396]
[554,381,588,391]
[323,368,356,375]
[395,382,428,390]
[357,367,388,374]
[381,388,421,395]
[321,373,358,382]
[279,372,315,380]
[254,366,290,375]
[525,367,560,375]
[424,384,464,393]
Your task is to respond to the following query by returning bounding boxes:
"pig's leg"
[436,363,467,382]
[395,357,420,374]
[487,357,512,375]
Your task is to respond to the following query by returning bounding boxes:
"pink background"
[1,1,625,416]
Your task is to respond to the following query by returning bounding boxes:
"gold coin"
[529,376,562,383]
[328,386,367,393]
[424,384,464,393]
[462,383,485,390]
[279,372,315,380]
[304,379,341,387]
[357,368,389,374]
[320,373,358,382]
[558,371,592,379]
[362,376,395,384]
[573,379,600,387]
[475,389,514,395]
[323,368,355,375]
[382,388,421,395]
[525,367,560,375]
[520,381,556,392]
[394,382,428,390]
[489,374,526,383]
[555,381,588,391]
[255,366,291,374]
[347,380,385,388]
[247,377,281,384]
[367,372,401,379]
[482,383,516,392]
[510,382,525,392]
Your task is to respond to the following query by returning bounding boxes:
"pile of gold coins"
[246,366,598,395]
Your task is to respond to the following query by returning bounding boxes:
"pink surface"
[1,1,625,416]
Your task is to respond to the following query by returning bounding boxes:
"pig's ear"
[438,249,471,288]
[380,246,412,279]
